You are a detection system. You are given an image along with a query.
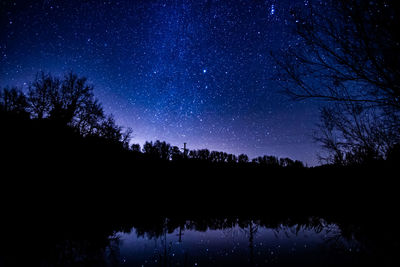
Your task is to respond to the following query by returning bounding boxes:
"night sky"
[1,0,321,165]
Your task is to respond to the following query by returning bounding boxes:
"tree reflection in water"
[0,215,397,266]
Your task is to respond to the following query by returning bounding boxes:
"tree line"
[0,72,304,169]
[133,139,304,168]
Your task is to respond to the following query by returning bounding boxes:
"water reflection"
[116,218,359,266]
[1,216,397,266]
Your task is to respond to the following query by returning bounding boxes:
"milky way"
[1,0,321,165]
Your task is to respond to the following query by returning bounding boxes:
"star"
[0,0,322,166]
[270,4,275,15]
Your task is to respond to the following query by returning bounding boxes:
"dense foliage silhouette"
[1,73,398,214]
[1,72,309,173]
[3,71,399,172]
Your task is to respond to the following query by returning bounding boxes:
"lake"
[0,216,396,266]
[112,218,360,266]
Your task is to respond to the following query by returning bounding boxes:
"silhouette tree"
[49,72,94,124]
[274,0,400,164]
[227,154,237,164]
[279,157,294,168]
[0,87,29,116]
[76,98,105,136]
[210,151,219,163]
[1,72,132,149]
[188,149,199,159]
[279,157,305,168]
[142,140,171,160]
[253,155,279,167]
[27,71,110,134]
[97,115,131,147]
[27,72,57,119]
[315,102,396,165]
[142,141,157,158]
[199,149,211,161]
[292,160,305,168]
[131,143,141,153]
[154,140,171,161]
[170,146,183,161]
[238,154,249,164]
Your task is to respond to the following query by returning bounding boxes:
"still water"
[2,216,395,266]
[106,218,365,266]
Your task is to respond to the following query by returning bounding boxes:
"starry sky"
[1,0,322,165]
